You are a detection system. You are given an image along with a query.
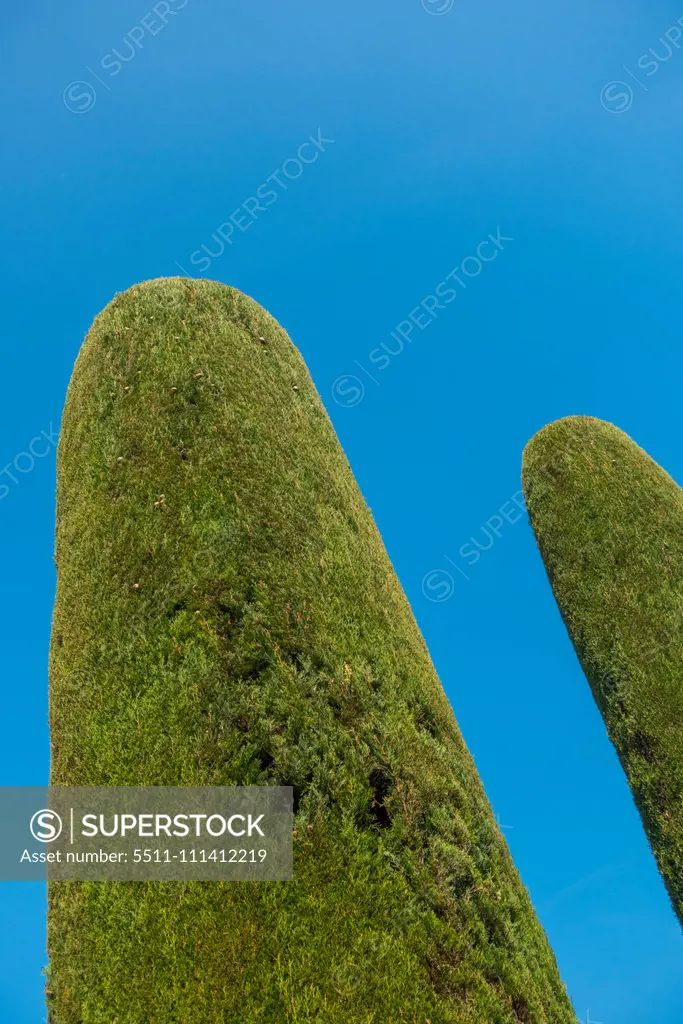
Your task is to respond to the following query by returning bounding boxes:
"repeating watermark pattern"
[421,438,583,603]
[422,489,527,601]
[1,786,292,881]
[421,0,455,14]
[600,16,683,114]
[0,423,59,502]
[174,129,335,276]
[63,0,190,114]
[331,227,513,407]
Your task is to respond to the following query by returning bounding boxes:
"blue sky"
[2,0,683,1019]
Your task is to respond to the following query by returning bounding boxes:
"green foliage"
[523,416,683,927]
[48,278,575,1023]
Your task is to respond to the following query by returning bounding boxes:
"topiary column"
[48,278,576,1023]
[523,415,683,928]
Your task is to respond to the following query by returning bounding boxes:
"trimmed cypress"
[48,278,575,1023]
[523,416,683,927]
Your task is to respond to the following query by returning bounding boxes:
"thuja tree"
[523,416,683,928]
[48,278,576,1023]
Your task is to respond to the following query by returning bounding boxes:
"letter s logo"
[30,809,63,843]
[600,81,633,114]
[421,570,454,603]
[62,82,97,114]
[331,375,364,408]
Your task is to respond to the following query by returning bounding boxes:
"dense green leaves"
[523,416,683,928]
[48,278,575,1023]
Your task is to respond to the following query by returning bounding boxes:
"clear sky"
[2,0,683,1020]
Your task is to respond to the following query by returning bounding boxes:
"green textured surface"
[523,416,683,928]
[48,278,575,1023]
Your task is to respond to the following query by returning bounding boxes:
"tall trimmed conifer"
[48,279,576,1023]
[523,416,683,928]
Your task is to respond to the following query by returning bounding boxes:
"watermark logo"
[62,0,190,115]
[331,375,364,408]
[30,809,63,843]
[174,129,335,277]
[421,569,455,603]
[63,81,97,114]
[599,18,683,114]
[422,0,454,14]
[600,81,634,114]
[5,787,292,881]
[331,227,513,404]
[421,490,527,601]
